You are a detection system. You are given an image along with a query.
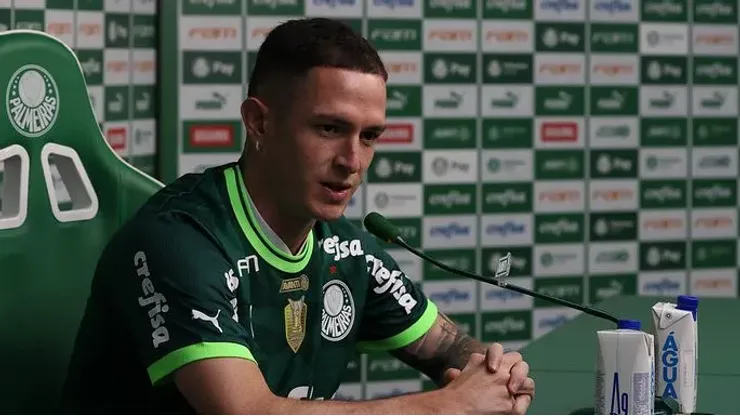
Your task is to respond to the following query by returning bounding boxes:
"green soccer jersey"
[60,162,438,414]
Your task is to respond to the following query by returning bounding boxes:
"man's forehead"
[305,67,386,92]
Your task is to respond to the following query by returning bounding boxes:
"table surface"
[519,295,739,415]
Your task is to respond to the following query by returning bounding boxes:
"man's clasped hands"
[440,344,536,415]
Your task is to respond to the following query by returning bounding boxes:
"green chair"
[0,30,163,413]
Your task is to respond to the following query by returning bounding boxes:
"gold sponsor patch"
[280,274,309,293]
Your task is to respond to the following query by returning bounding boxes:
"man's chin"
[310,203,348,222]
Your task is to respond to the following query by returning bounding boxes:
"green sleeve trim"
[147,342,256,385]
[356,300,439,353]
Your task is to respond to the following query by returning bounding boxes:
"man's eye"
[320,124,339,135]
[361,132,380,142]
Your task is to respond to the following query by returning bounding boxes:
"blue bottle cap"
[617,319,641,330]
[677,295,699,311]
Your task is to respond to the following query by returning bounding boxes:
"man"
[61,18,534,414]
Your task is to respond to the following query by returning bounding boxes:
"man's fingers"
[513,394,532,415]
[442,368,462,386]
[485,343,505,372]
[464,352,486,371]
[497,351,523,374]
[515,377,535,397]
[507,360,530,393]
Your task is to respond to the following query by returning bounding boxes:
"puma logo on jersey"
[192,309,223,333]
[320,236,364,261]
[365,254,418,314]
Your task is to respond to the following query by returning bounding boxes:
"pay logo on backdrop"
[423,151,478,184]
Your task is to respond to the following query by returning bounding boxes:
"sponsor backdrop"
[0,0,158,202]
[1,0,738,403]
[158,0,740,400]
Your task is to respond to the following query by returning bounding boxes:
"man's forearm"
[268,388,458,415]
[392,312,487,386]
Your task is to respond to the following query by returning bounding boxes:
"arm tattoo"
[391,312,487,386]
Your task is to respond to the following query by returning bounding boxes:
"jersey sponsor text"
[366,254,418,314]
[320,236,365,261]
[134,251,170,348]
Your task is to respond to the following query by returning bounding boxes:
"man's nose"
[335,138,362,173]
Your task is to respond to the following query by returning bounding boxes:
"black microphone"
[363,212,620,325]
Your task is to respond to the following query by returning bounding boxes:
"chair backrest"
[0,30,163,413]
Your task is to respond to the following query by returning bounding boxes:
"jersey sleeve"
[355,239,438,353]
[106,213,256,386]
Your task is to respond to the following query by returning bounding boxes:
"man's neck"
[240,160,314,255]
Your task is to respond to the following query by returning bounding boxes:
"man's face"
[260,67,387,222]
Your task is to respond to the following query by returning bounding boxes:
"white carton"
[595,320,655,415]
[652,298,698,414]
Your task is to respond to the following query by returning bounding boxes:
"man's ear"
[241,97,269,138]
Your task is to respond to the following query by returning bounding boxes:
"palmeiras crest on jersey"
[321,280,355,342]
[284,296,307,353]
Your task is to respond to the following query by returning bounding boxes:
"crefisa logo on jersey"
[6,64,60,138]
[366,254,418,314]
[134,250,170,348]
[321,279,355,342]
[320,235,364,261]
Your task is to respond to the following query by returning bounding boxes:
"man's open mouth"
[322,182,352,192]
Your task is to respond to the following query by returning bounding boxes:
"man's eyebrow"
[365,124,386,134]
[312,114,386,133]
[312,114,352,126]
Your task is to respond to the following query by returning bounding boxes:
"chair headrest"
[0,30,112,151]
[0,30,161,229]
